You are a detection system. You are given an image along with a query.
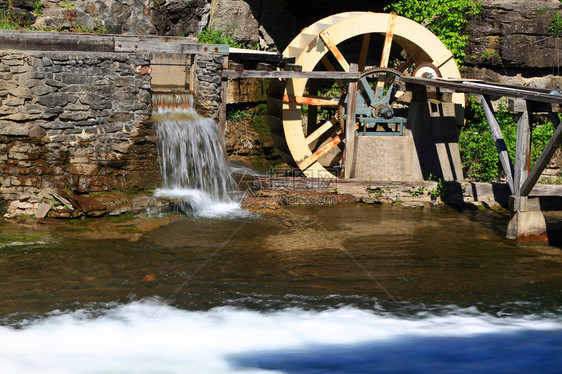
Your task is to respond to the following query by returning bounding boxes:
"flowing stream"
[0,205,561,373]
[151,94,240,216]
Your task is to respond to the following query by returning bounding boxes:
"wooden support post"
[344,64,358,179]
[521,111,562,196]
[513,103,532,196]
[480,95,515,193]
[507,100,547,243]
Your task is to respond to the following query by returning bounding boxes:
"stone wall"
[0,50,159,202]
[194,53,224,119]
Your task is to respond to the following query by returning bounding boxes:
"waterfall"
[152,94,239,216]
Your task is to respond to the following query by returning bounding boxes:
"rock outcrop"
[464,0,562,83]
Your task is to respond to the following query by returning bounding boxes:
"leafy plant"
[385,0,482,65]
[408,185,425,197]
[458,96,556,182]
[33,0,43,16]
[197,27,245,48]
[550,12,562,37]
[427,175,446,200]
[61,1,75,9]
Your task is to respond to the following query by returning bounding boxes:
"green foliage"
[385,0,481,65]
[408,185,425,197]
[550,12,562,36]
[61,1,75,9]
[0,12,21,29]
[427,174,446,199]
[197,27,245,48]
[458,96,556,182]
[33,0,44,16]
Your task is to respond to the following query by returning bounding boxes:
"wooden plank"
[480,95,515,193]
[513,105,531,196]
[521,112,562,196]
[305,120,336,145]
[358,33,371,71]
[228,62,244,71]
[222,70,359,80]
[402,77,562,105]
[297,136,342,170]
[319,30,350,72]
[257,62,275,71]
[284,63,303,72]
[344,64,359,178]
[282,95,339,107]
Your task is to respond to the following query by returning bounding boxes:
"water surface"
[0,204,561,373]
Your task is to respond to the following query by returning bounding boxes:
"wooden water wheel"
[267,12,464,178]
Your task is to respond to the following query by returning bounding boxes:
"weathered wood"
[513,104,531,196]
[257,62,275,71]
[0,29,229,54]
[319,30,350,72]
[521,112,562,196]
[380,13,397,69]
[228,62,244,71]
[282,95,339,107]
[480,95,515,193]
[222,70,358,80]
[344,64,359,179]
[403,77,562,105]
[297,136,342,170]
[284,63,303,72]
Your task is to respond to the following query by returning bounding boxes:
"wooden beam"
[222,70,358,80]
[305,120,336,145]
[282,95,339,107]
[480,95,515,193]
[513,105,532,196]
[319,30,350,72]
[358,33,371,72]
[402,77,562,105]
[297,136,342,170]
[521,112,562,196]
[376,14,397,93]
[344,64,359,178]
[380,14,397,69]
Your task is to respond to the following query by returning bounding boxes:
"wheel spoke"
[376,13,397,92]
[320,30,350,72]
[305,118,338,146]
[297,135,342,170]
[283,95,339,107]
[358,33,371,71]
[380,13,397,68]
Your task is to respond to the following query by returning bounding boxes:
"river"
[0,204,561,373]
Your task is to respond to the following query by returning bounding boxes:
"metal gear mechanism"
[412,62,442,79]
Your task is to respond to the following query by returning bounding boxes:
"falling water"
[152,93,239,215]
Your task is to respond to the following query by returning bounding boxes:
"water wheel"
[267,12,463,178]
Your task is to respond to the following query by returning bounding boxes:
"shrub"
[385,0,481,65]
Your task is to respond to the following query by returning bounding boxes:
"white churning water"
[152,94,241,216]
[0,301,561,374]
